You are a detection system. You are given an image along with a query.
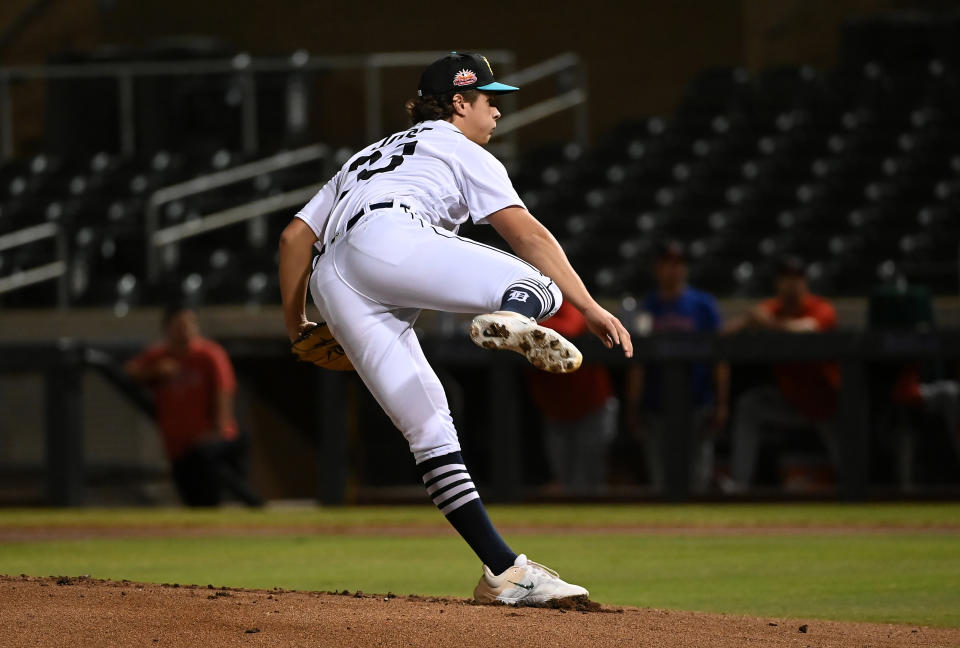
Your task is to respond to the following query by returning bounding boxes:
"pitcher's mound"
[2,575,956,648]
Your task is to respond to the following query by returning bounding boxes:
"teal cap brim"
[476,81,519,93]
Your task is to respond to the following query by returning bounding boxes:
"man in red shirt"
[724,256,840,489]
[527,301,618,494]
[126,304,250,506]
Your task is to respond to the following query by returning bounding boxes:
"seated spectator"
[125,303,260,507]
[868,284,960,486]
[625,241,729,492]
[723,256,840,490]
[527,301,618,494]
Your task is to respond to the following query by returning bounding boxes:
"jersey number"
[349,141,418,180]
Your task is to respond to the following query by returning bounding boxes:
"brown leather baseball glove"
[290,322,354,371]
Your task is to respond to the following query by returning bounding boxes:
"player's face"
[776,274,807,303]
[165,310,199,348]
[457,92,501,145]
[654,258,687,293]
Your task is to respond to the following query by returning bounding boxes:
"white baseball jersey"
[295,117,561,466]
[296,120,525,248]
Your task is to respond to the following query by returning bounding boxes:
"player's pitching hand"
[289,321,355,371]
[583,305,633,358]
[289,320,318,343]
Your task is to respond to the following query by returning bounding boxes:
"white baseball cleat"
[469,311,582,374]
[473,554,589,605]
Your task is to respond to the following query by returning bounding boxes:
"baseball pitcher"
[279,52,632,604]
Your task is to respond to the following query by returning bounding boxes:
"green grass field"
[2,503,959,627]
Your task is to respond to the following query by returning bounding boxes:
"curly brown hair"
[405,90,479,125]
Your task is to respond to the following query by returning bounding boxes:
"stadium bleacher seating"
[1,16,958,309]
[506,52,960,297]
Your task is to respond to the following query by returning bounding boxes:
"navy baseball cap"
[655,240,687,262]
[418,52,519,97]
[775,255,806,276]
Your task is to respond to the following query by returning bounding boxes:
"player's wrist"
[288,320,316,342]
[285,314,309,340]
[579,300,604,317]
[287,326,303,342]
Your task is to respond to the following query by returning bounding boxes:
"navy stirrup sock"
[418,451,516,574]
[500,280,553,320]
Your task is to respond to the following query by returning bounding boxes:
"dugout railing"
[2,328,959,506]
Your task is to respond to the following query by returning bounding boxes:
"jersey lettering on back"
[295,120,525,251]
[337,125,434,203]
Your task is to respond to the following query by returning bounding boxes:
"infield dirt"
[2,575,958,648]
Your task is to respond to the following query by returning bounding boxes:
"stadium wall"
[3,0,948,150]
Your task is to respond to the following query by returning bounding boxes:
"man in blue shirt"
[625,241,730,492]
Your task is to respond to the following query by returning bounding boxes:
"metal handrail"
[496,88,588,137]
[145,52,589,279]
[148,144,328,205]
[501,52,581,86]
[0,222,67,306]
[0,50,589,305]
[144,144,330,280]
[0,55,363,79]
[365,50,514,68]
[496,53,589,145]
[0,50,515,79]
[0,222,59,251]
[0,261,66,294]
[0,48,586,160]
[151,183,323,247]
[0,50,516,161]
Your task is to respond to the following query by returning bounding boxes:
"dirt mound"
[1,575,957,648]
[510,594,610,613]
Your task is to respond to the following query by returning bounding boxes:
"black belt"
[316,201,409,258]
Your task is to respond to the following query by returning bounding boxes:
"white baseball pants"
[308,206,562,464]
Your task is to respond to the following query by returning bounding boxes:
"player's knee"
[411,441,462,465]
[401,413,461,464]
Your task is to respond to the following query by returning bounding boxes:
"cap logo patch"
[453,69,478,86]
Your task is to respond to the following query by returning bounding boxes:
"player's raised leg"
[333,210,582,373]
[469,310,582,374]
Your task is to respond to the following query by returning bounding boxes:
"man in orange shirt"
[724,256,840,489]
[526,301,618,494]
[126,304,254,506]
